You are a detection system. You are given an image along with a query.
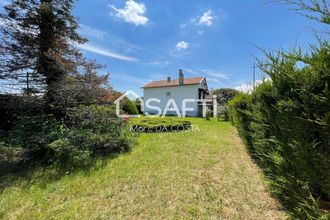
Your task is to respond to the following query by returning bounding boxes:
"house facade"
[142,70,211,117]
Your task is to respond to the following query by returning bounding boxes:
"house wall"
[143,84,200,116]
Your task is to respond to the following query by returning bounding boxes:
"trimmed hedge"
[130,117,191,133]
[229,42,330,219]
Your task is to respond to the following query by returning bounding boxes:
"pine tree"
[0,0,87,109]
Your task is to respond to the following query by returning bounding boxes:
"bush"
[49,105,135,165]
[229,42,330,219]
[122,98,139,115]
[213,88,239,121]
[0,95,44,131]
[130,117,191,133]
[8,115,65,152]
[4,105,136,166]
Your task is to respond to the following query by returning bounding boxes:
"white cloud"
[185,69,229,80]
[234,83,253,94]
[109,0,148,26]
[176,41,189,50]
[142,60,170,68]
[184,68,199,76]
[197,30,204,35]
[198,10,215,26]
[203,70,229,80]
[78,43,138,62]
[234,80,269,93]
[111,73,147,85]
[79,24,105,39]
[179,23,187,29]
[78,24,141,52]
[207,78,221,83]
[181,10,216,29]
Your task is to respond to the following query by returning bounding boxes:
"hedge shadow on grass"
[0,152,127,194]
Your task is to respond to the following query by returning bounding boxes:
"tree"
[213,88,239,106]
[49,59,114,116]
[0,0,86,112]
[276,0,330,26]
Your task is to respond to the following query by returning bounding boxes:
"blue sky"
[65,1,327,94]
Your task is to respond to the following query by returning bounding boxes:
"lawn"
[0,118,287,219]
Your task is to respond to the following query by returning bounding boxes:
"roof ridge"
[143,76,205,89]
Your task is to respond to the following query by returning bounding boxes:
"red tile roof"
[143,77,204,88]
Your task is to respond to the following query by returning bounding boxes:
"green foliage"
[213,88,239,121]
[214,89,239,121]
[134,98,143,114]
[49,105,135,165]
[9,115,65,151]
[4,105,135,166]
[229,41,330,219]
[122,98,139,115]
[228,93,253,147]
[213,88,239,106]
[0,95,44,131]
[0,118,289,219]
[0,0,87,101]
[130,117,191,133]
[217,105,230,121]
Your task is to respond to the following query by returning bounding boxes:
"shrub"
[5,105,136,166]
[49,105,135,164]
[122,98,139,115]
[0,95,44,131]
[8,115,65,152]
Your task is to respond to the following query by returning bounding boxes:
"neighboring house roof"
[143,77,205,88]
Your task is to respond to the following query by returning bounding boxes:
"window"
[166,91,171,97]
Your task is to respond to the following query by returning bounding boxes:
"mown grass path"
[0,118,287,219]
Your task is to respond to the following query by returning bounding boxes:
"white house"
[142,70,212,117]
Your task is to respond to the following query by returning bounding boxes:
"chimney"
[167,76,171,83]
[179,69,184,85]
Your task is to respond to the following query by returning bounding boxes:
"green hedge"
[229,42,330,219]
